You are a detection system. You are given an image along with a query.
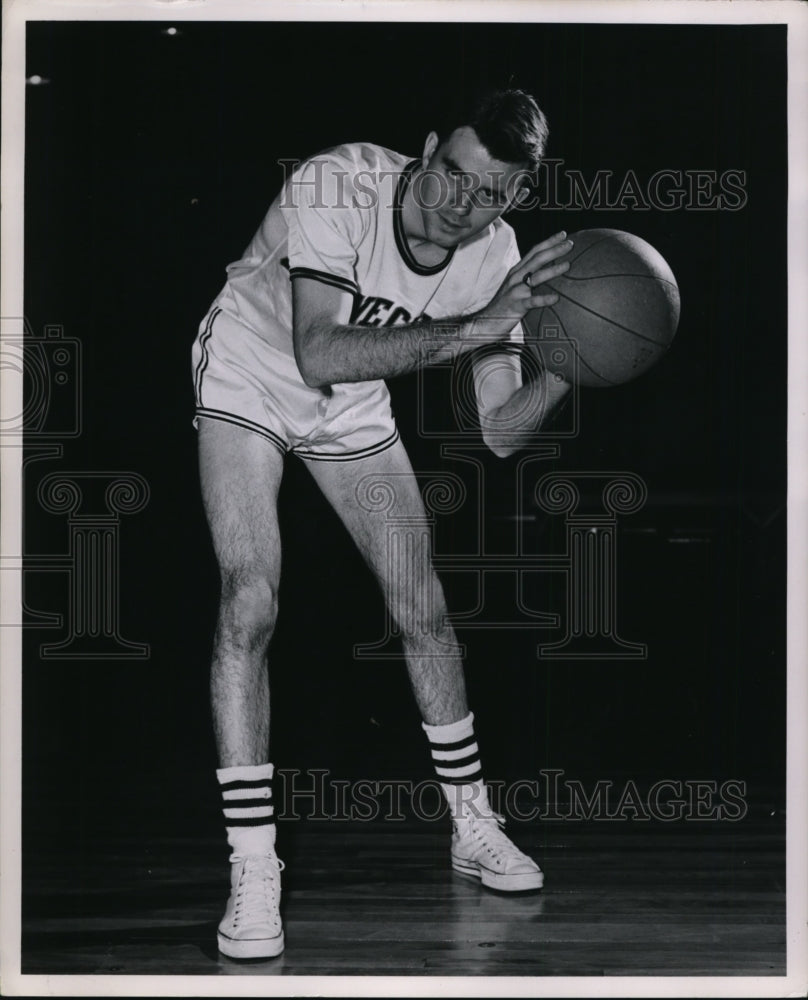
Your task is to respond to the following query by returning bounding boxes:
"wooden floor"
[21,816,785,978]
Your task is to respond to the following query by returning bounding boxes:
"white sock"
[422,712,492,819]
[217,762,277,858]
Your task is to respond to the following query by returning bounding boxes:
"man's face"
[414,126,529,248]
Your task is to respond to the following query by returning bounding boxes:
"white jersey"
[193,142,523,461]
[212,142,521,357]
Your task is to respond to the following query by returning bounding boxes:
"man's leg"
[198,417,286,957]
[305,439,543,890]
[304,438,466,725]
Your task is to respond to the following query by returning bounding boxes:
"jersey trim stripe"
[289,266,359,297]
[393,160,456,277]
[194,307,221,406]
[295,427,400,462]
[195,408,289,455]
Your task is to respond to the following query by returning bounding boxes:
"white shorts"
[191,306,399,461]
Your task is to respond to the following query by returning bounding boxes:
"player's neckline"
[393,160,456,276]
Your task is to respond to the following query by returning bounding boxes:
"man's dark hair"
[437,89,549,171]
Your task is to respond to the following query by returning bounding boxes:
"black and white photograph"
[1,0,807,995]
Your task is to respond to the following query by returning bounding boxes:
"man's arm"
[473,347,571,458]
[292,233,573,388]
[292,279,483,387]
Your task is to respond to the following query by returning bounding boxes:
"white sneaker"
[451,812,544,891]
[217,853,285,959]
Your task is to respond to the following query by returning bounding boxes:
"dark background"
[21,22,786,839]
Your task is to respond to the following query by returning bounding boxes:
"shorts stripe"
[196,407,288,456]
[194,307,221,405]
[295,428,400,463]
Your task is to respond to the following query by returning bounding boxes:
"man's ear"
[421,131,440,167]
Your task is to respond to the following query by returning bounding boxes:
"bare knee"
[217,569,279,653]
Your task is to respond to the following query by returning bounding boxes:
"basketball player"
[192,90,574,960]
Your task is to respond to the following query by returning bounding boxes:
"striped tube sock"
[217,762,276,858]
[422,712,492,819]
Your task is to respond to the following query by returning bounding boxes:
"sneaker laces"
[461,812,531,864]
[232,855,285,929]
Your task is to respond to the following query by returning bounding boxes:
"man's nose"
[452,188,473,214]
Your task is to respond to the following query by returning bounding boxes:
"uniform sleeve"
[281,154,367,298]
[467,225,523,347]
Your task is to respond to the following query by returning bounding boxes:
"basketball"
[525,229,680,387]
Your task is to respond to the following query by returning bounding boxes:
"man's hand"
[474,231,574,341]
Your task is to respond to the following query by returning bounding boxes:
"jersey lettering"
[351,294,417,327]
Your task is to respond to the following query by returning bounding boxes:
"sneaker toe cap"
[501,857,541,876]
[230,920,282,941]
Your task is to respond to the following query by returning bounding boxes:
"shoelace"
[233,856,285,928]
[463,812,531,863]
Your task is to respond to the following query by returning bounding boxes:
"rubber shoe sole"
[217,928,285,960]
[451,854,544,892]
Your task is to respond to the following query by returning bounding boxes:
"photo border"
[2,1,806,996]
